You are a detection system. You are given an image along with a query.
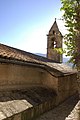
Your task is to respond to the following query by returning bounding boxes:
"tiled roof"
[0,43,55,63]
[0,43,77,75]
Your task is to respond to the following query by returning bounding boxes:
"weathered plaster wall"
[0,62,77,103]
[58,74,77,103]
[0,62,59,93]
[0,62,78,120]
[0,63,43,90]
[42,70,77,104]
[41,71,58,92]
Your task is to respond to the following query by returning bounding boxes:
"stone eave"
[0,57,77,77]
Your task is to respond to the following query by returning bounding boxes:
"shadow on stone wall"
[0,86,57,120]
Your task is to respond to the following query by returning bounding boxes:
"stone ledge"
[0,100,32,120]
[65,100,80,120]
[0,86,56,120]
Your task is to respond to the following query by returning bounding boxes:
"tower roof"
[49,19,62,36]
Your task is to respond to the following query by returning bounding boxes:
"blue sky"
[0,0,66,54]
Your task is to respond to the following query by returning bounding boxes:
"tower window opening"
[51,37,57,48]
[54,41,57,48]
[53,30,55,35]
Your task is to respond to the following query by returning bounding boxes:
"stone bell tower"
[47,19,63,63]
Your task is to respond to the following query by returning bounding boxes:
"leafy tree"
[60,0,80,95]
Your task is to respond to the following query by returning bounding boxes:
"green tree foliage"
[60,0,80,68]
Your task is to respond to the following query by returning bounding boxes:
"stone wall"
[57,74,77,103]
[0,87,56,120]
[0,62,59,92]
[41,70,58,91]
[65,100,80,120]
[41,70,77,104]
[0,63,43,90]
[0,62,78,120]
[0,62,77,104]
[0,99,56,120]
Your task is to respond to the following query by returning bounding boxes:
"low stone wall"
[0,87,56,120]
[65,100,80,120]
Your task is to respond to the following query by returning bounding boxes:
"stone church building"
[0,20,78,120]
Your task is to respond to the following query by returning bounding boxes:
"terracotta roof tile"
[0,43,54,63]
[0,43,77,75]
